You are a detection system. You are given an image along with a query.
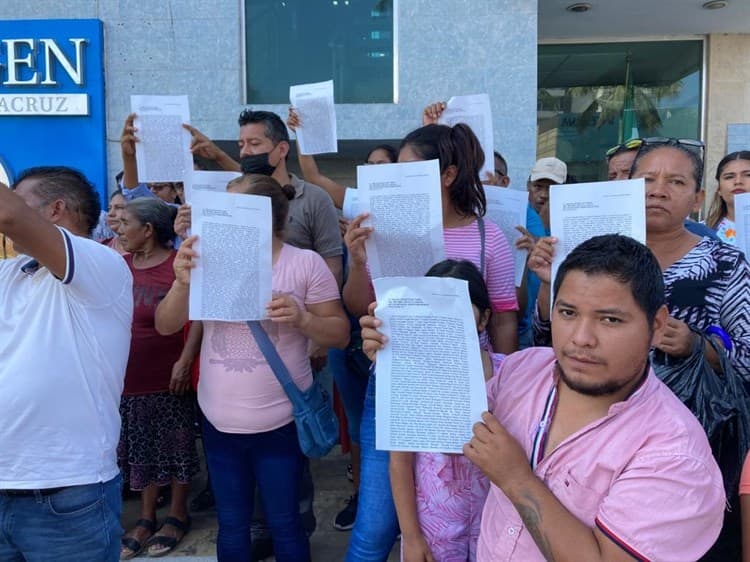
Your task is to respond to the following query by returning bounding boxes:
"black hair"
[228,174,295,238]
[493,151,508,176]
[109,189,124,202]
[192,155,208,171]
[425,259,490,314]
[366,144,398,164]
[552,234,665,324]
[13,166,101,235]
[124,198,177,248]
[400,124,486,217]
[238,109,290,145]
[174,182,184,206]
[630,143,704,191]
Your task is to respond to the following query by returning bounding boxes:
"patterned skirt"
[117,392,200,490]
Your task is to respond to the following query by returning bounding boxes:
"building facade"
[0,1,747,206]
[0,1,537,194]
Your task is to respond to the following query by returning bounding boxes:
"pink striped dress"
[408,353,505,562]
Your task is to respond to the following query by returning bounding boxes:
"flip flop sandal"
[146,515,192,558]
[120,518,157,560]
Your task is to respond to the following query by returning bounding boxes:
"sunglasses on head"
[640,137,704,155]
[606,138,644,158]
[606,137,704,159]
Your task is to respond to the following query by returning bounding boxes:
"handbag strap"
[246,321,304,407]
[477,216,486,277]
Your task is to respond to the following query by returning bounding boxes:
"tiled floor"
[121,447,400,561]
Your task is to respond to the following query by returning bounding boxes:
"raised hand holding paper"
[439,93,494,181]
[130,94,193,182]
[289,79,338,155]
[189,190,273,321]
[549,178,646,292]
[373,276,488,453]
[358,159,445,279]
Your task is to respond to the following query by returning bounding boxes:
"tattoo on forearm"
[514,490,556,562]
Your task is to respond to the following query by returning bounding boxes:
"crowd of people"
[1,98,750,562]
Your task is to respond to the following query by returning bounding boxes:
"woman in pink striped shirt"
[344,118,518,354]
[343,112,518,561]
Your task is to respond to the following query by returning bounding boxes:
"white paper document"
[342,187,359,220]
[439,94,494,181]
[373,276,488,453]
[131,95,193,183]
[290,80,337,155]
[728,123,750,155]
[183,170,241,203]
[189,190,273,322]
[734,192,750,258]
[358,159,445,278]
[484,186,528,287]
[549,179,646,290]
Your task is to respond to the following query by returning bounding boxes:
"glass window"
[244,0,395,104]
[537,40,703,182]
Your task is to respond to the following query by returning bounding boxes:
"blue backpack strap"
[477,216,486,277]
[246,321,303,409]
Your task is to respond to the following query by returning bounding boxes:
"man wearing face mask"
[183,111,343,286]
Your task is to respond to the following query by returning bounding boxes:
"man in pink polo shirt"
[462,234,725,561]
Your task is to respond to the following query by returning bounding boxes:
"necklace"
[132,247,159,266]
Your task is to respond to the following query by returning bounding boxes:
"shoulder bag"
[246,321,339,458]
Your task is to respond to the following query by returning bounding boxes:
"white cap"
[530,157,567,184]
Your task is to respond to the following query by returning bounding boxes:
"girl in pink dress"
[389,259,505,562]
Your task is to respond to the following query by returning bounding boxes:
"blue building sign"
[0,19,107,202]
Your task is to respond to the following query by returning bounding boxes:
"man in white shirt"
[0,166,133,562]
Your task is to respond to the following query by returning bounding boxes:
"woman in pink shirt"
[155,174,350,562]
[344,111,519,354]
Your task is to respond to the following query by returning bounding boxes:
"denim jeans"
[345,373,399,561]
[201,417,311,562]
[330,347,369,444]
[250,457,316,540]
[0,474,122,562]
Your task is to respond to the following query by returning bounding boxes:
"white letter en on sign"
[2,39,38,85]
[0,38,86,86]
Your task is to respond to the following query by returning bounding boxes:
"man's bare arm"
[0,185,68,279]
[465,412,638,562]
